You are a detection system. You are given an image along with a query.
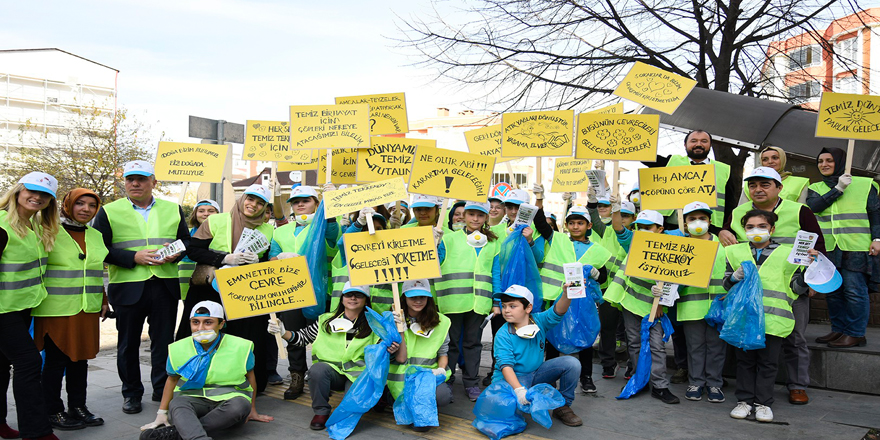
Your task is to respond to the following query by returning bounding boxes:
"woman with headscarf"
[807,147,880,348]
[0,172,60,440]
[184,184,275,391]
[740,146,811,204]
[33,189,110,431]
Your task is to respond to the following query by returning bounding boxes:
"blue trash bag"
[617,314,674,399]
[298,201,329,320]
[719,261,766,350]
[583,265,605,305]
[499,224,543,309]
[545,274,602,354]
[472,379,564,440]
[326,308,402,440]
[393,366,446,428]
[704,295,726,330]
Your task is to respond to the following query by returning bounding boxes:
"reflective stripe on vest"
[435,230,497,315]
[387,314,451,398]
[677,236,726,321]
[659,156,731,228]
[724,243,797,338]
[730,199,803,245]
[178,261,196,301]
[35,225,108,316]
[104,199,182,283]
[310,313,376,382]
[809,177,877,251]
[603,255,657,317]
[539,232,612,304]
[0,210,49,313]
[168,334,255,402]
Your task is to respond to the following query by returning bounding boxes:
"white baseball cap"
[195,199,220,212]
[342,281,370,297]
[402,279,432,298]
[495,284,534,305]
[123,160,154,177]
[385,200,409,211]
[744,166,782,184]
[597,197,611,206]
[683,201,713,216]
[287,185,319,202]
[634,210,664,226]
[464,201,490,214]
[504,189,530,205]
[565,206,591,223]
[243,184,271,203]
[190,300,224,319]
[19,172,58,198]
[621,201,636,215]
[411,194,441,209]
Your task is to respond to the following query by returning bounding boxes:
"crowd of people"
[0,129,877,440]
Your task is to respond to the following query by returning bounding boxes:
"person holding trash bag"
[268,184,339,400]
[329,207,394,313]
[723,210,814,423]
[676,201,729,404]
[807,147,880,348]
[184,184,274,393]
[537,205,611,394]
[268,282,387,431]
[177,199,219,318]
[32,189,110,430]
[388,279,452,432]
[140,301,273,440]
[492,284,581,427]
[0,172,60,440]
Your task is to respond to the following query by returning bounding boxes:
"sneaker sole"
[708,398,725,403]
[730,412,749,419]
[685,396,702,401]
[756,417,773,423]
[582,388,597,394]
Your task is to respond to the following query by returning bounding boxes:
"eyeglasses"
[342,292,366,299]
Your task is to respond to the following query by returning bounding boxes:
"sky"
[0,0,471,142]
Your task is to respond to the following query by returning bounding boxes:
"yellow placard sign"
[501,110,575,157]
[244,120,305,162]
[343,227,441,287]
[815,92,880,140]
[289,104,371,150]
[613,62,697,114]
[408,145,496,202]
[214,257,317,320]
[335,92,409,135]
[551,158,592,193]
[356,138,435,183]
[588,103,623,114]
[319,149,358,184]
[639,165,717,210]
[465,125,513,163]
[624,230,719,288]
[277,151,319,171]
[154,142,227,183]
[323,177,410,218]
[575,114,659,161]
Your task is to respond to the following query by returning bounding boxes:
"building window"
[788,46,820,70]
[834,75,859,94]
[833,37,859,72]
[788,81,821,104]
[492,172,528,187]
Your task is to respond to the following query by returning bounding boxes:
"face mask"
[192,329,218,344]
[467,231,488,248]
[687,220,709,236]
[515,324,540,339]
[746,228,771,244]
[452,222,466,231]
[631,192,641,205]
[295,213,314,225]
[600,217,612,225]
[328,317,354,333]
[637,228,655,234]
[409,322,434,338]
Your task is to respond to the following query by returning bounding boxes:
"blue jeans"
[827,268,870,337]
[518,356,580,406]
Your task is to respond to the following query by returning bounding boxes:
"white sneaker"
[730,401,752,419]
[755,405,773,422]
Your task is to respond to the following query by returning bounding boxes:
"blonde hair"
[0,183,60,251]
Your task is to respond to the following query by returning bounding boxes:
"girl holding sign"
[330,207,394,313]
[401,195,442,229]
[185,184,274,392]
[176,199,220,339]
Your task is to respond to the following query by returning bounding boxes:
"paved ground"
[8,321,880,440]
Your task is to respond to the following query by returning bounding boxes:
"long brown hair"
[0,183,59,251]
[323,295,373,339]
[401,295,441,331]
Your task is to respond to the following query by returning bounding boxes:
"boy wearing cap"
[493,285,582,426]
[677,202,729,403]
[140,301,272,440]
[93,160,190,414]
[723,210,813,422]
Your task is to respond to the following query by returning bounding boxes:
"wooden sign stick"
[845,139,854,175]
[437,200,449,234]
[535,157,543,188]
[648,287,662,323]
[269,312,288,359]
[394,201,403,229]
[611,160,621,198]
[178,182,189,205]
[505,162,517,189]
[391,283,405,332]
[269,162,284,220]
[325,148,333,185]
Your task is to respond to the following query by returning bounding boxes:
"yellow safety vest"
[168,334,254,402]
[659,155,731,228]
[809,177,878,251]
[676,235,727,321]
[33,226,107,317]
[538,232,612,308]
[387,314,452,398]
[724,243,797,338]
[104,199,181,283]
[310,313,377,381]
[729,199,804,245]
[0,210,48,313]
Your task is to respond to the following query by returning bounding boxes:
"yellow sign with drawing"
[588,103,624,114]
[815,92,880,140]
[289,104,371,150]
[408,145,496,202]
[343,227,441,287]
[575,114,659,161]
[335,92,409,136]
[215,257,317,320]
[625,231,719,288]
[154,142,227,183]
[465,125,513,163]
[356,138,434,183]
[323,177,410,218]
[244,120,311,162]
[501,110,575,157]
[613,62,697,114]
[638,165,717,210]
[551,158,592,193]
